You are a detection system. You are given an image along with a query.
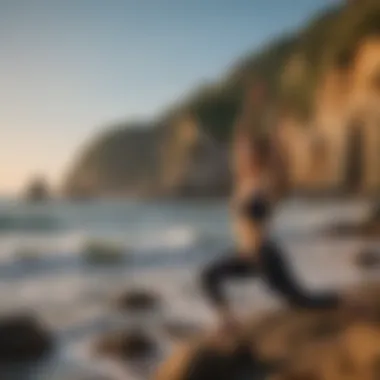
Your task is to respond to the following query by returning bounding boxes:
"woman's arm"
[268,128,291,202]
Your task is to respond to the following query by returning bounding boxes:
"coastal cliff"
[63,0,380,198]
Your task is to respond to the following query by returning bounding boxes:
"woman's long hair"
[231,80,289,198]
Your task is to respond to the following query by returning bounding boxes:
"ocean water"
[0,197,376,380]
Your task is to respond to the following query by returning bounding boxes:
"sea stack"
[24,176,50,202]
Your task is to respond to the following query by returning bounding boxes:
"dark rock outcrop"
[0,314,53,363]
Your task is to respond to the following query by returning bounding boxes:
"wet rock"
[355,249,380,269]
[95,329,157,360]
[162,320,204,341]
[116,289,161,312]
[327,218,380,238]
[0,313,53,363]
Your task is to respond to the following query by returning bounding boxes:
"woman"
[200,87,342,333]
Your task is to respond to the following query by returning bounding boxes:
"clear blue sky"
[0,0,339,194]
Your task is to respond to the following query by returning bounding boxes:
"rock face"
[155,282,380,380]
[158,115,231,198]
[63,123,161,198]
[63,118,231,199]
[281,35,380,195]
[0,313,53,363]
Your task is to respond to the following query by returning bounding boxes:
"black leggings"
[201,240,340,310]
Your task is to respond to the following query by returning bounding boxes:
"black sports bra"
[239,193,271,222]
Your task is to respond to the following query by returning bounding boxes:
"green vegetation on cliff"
[188,0,380,140]
[63,0,380,198]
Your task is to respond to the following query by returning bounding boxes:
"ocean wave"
[0,213,62,233]
[136,226,204,251]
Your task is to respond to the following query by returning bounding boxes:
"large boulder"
[0,313,54,363]
[155,282,380,380]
